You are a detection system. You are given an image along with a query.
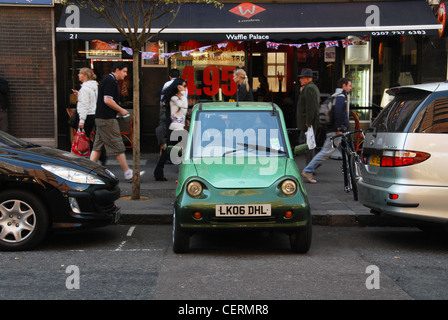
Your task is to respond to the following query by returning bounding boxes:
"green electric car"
[172,102,311,253]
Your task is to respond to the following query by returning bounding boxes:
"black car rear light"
[362,149,431,167]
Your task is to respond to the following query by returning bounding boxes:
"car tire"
[290,219,312,253]
[0,189,49,251]
[172,208,190,253]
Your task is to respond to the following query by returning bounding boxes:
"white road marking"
[127,225,136,237]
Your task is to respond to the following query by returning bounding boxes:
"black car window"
[372,90,429,133]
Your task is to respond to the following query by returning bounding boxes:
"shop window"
[267,52,286,92]
[142,40,168,67]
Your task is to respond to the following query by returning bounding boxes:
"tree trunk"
[132,51,141,200]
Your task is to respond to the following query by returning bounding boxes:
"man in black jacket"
[301,78,352,183]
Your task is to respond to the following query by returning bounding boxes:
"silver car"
[358,82,448,225]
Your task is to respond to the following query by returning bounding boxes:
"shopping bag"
[305,126,316,150]
[71,129,91,157]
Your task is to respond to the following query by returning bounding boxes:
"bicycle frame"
[330,130,364,201]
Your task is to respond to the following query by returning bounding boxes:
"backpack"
[319,93,343,126]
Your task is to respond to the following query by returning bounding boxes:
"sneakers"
[124,170,146,182]
[301,171,317,183]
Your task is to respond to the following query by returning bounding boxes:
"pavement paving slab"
[104,152,405,227]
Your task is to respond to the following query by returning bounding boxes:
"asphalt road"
[1,224,448,304]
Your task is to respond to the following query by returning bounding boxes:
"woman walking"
[154,78,188,181]
[233,68,253,102]
[73,67,98,142]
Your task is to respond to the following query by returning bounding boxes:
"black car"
[0,130,120,251]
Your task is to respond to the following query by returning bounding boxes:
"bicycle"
[330,129,364,201]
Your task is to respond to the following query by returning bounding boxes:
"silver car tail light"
[362,149,431,167]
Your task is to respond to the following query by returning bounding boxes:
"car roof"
[192,101,280,112]
[387,82,448,96]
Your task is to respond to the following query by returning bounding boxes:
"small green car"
[172,102,311,253]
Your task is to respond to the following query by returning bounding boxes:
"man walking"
[296,68,320,165]
[90,62,145,182]
[301,78,352,183]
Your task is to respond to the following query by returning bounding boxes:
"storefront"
[56,1,442,151]
[0,0,56,146]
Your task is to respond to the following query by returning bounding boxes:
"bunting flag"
[198,45,212,53]
[217,42,229,49]
[141,52,156,60]
[160,52,175,59]
[122,46,133,56]
[324,41,339,48]
[266,41,280,49]
[107,41,119,50]
[342,38,355,48]
[120,36,364,60]
[307,42,321,49]
[181,49,195,57]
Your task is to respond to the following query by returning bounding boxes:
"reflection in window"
[416,97,448,133]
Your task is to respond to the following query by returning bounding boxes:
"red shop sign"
[182,66,238,97]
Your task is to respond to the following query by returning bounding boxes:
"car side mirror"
[293,144,310,156]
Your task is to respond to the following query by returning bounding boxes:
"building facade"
[0,1,446,151]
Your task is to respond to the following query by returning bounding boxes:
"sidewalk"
[108,152,401,226]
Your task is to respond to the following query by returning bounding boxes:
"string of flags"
[102,36,369,60]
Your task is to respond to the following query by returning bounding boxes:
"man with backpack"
[301,78,352,183]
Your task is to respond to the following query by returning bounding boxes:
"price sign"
[182,66,238,97]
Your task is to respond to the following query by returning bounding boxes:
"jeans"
[303,132,340,174]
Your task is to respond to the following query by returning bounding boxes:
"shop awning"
[56,1,442,42]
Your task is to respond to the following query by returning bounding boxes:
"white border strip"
[57,24,443,34]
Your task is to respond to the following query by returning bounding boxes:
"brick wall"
[0,7,55,144]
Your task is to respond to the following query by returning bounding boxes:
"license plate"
[215,204,271,217]
[369,155,381,166]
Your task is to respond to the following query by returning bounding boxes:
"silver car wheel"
[0,199,36,243]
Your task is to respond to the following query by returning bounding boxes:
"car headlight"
[41,164,105,185]
[186,181,203,197]
[281,179,297,195]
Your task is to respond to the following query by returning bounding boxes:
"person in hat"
[296,68,320,165]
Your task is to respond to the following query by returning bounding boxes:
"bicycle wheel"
[340,143,352,194]
[348,155,359,201]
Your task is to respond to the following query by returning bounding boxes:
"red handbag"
[71,129,91,157]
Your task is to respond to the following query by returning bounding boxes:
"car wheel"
[290,219,312,253]
[172,208,190,253]
[0,189,49,251]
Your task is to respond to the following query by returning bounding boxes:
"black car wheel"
[0,190,49,251]
[290,219,312,253]
[172,208,190,253]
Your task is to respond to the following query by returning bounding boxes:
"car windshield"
[0,130,37,148]
[372,90,429,133]
[191,110,288,158]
